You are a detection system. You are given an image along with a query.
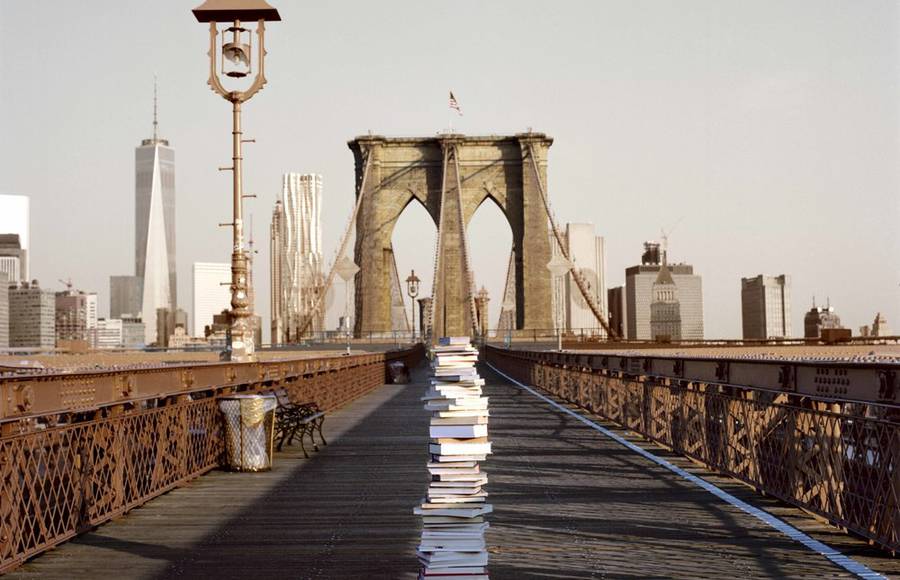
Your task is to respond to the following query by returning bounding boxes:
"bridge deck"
[9,364,896,579]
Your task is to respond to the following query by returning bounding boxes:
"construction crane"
[659,217,684,262]
[58,278,73,292]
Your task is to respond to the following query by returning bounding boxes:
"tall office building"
[55,289,98,342]
[94,318,124,349]
[607,286,626,340]
[270,201,284,343]
[121,316,146,349]
[193,262,231,336]
[156,307,188,348]
[271,173,324,342]
[0,195,29,281]
[804,300,842,338]
[649,260,681,341]
[135,84,176,344]
[86,293,98,331]
[625,241,703,340]
[9,281,55,349]
[560,224,608,336]
[0,234,26,283]
[0,273,8,348]
[110,275,142,318]
[870,312,891,337]
[741,274,791,339]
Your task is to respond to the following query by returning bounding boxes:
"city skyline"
[0,0,897,341]
[0,3,897,576]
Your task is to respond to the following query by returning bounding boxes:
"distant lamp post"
[475,286,490,342]
[405,270,421,342]
[193,0,281,362]
[335,256,360,355]
[547,254,572,352]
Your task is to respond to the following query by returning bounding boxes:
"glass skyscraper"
[134,93,176,344]
[270,173,324,342]
[741,274,792,339]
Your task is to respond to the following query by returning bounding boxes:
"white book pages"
[427,487,483,495]
[431,476,489,486]
[426,461,478,468]
[425,495,487,504]
[418,542,487,552]
[420,516,486,524]
[429,417,489,426]
[422,568,490,580]
[433,409,489,418]
[424,400,488,411]
[414,504,493,517]
[429,443,492,455]
[429,425,488,439]
[430,454,487,462]
[419,552,489,566]
[431,378,485,386]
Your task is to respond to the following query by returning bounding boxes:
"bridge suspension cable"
[422,157,445,341]
[424,143,479,340]
[526,143,619,340]
[453,144,480,337]
[290,140,617,342]
[293,150,373,338]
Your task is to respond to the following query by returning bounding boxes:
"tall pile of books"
[415,337,491,579]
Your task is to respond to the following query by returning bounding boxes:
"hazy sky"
[1,0,898,341]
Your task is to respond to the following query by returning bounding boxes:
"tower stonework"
[348,133,554,336]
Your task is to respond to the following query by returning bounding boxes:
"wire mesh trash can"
[388,360,410,384]
[218,394,277,472]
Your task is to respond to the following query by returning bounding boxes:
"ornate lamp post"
[405,270,421,342]
[475,286,490,341]
[547,254,572,352]
[193,0,280,361]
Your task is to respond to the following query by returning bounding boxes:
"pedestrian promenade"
[9,364,896,579]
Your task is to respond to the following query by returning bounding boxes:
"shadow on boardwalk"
[11,362,898,579]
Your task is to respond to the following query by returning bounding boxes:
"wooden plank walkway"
[8,364,897,579]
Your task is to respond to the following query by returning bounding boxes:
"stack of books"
[415,337,491,579]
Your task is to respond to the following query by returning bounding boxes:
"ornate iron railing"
[484,346,899,554]
[0,346,424,573]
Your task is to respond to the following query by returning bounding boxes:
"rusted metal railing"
[0,346,424,573]
[484,346,899,554]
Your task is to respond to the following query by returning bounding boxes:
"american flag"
[449,91,463,116]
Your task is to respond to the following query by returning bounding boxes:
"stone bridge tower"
[348,133,554,337]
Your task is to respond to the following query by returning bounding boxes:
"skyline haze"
[1,0,897,341]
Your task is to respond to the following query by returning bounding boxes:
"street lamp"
[475,286,490,342]
[405,270,421,342]
[193,0,280,362]
[335,255,360,355]
[547,254,572,352]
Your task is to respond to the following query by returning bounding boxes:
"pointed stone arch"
[349,133,554,336]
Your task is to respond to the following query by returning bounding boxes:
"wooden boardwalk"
[9,364,897,579]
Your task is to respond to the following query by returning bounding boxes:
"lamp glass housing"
[221,25,252,78]
[406,271,421,297]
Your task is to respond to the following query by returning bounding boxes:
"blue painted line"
[484,362,885,580]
